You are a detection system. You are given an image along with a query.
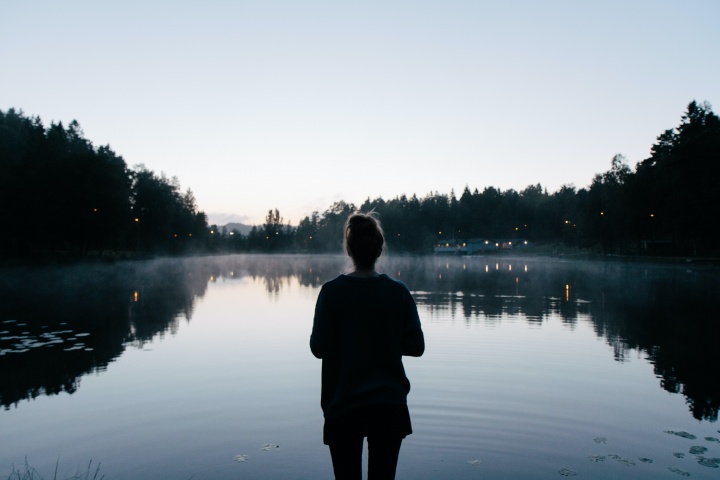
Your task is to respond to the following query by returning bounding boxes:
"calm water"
[1,254,719,479]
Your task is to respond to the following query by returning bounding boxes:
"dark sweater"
[310,274,425,420]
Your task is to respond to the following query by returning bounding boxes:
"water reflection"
[1,254,718,422]
[396,256,720,422]
[0,259,212,408]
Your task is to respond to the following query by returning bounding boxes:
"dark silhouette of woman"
[310,212,425,479]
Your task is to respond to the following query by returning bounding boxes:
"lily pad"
[673,453,685,459]
[668,467,690,476]
[234,454,248,462]
[697,456,720,468]
[638,457,653,464]
[665,430,697,440]
[593,437,607,444]
[588,455,605,462]
[608,454,635,466]
[689,446,708,455]
[558,467,577,476]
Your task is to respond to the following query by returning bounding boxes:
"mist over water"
[1,255,719,479]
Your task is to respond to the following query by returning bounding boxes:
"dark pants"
[329,435,403,480]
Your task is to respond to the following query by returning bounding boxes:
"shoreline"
[2,248,719,271]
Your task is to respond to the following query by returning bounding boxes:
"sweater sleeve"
[310,286,327,359]
[402,289,425,357]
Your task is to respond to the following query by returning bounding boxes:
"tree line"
[217,100,719,257]
[0,109,208,259]
[2,100,718,260]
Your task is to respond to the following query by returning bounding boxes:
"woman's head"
[344,212,384,270]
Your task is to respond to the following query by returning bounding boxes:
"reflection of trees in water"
[204,254,345,293]
[0,254,345,408]
[585,269,720,421]
[1,254,718,421]
[387,256,719,422]
[125,259,211,346]
[0,259,212,408]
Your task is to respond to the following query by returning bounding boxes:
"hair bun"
[344,212,385,269]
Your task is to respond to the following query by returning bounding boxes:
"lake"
[1,254,719,479]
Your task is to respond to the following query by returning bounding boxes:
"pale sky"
[2,1,718,225]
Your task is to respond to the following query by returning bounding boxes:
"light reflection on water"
[1,254,719,479]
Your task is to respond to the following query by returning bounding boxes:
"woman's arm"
[402,291,425,357]
[310,287,327,359]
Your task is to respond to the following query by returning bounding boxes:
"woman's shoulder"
[321,274,345,289]
[378,274,412,292]
[322,273,410,293]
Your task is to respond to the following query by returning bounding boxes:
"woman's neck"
[347,267,379,277]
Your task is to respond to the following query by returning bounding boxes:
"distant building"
[433,238,531,255]
[433,240,465,255]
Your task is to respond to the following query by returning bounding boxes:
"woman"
[310,212,425,479]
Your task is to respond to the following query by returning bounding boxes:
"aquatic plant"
[6,459,103,480]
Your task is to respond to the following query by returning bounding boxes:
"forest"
[0,111,207,259]
[1,100,718,261]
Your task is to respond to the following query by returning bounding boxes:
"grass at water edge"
[7,459,103,480]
